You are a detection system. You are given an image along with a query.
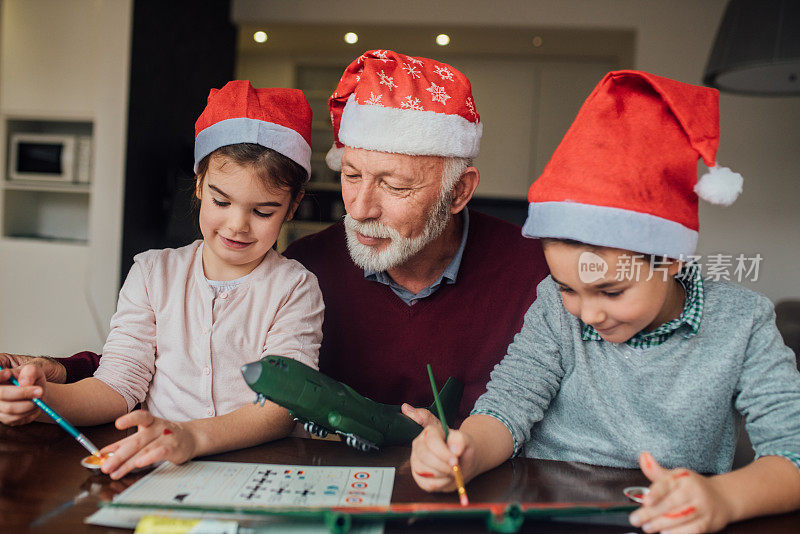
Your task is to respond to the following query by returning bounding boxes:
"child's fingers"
[401,404,440,428]
[15,365,44,387]
[630,478,693,529]
[445,430,468,459]
[411,434,455,476]
[109,441,167,479]
[99,440,122,455]
[0,406,40,426]
[133,442,170,468]
[114,409,155,430]
[643,469,692,507]
[648,517,705,534]
[421,426,458,468]
[0,382,42,402]
[100,427,160,474]
[0,397,38,415]
[638,451,670,483]
[630,491,692,529]
[638,505,698,533]
[412,470,456,492]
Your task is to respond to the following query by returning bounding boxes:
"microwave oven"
[8,133,92,183]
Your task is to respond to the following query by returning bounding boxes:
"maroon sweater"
[283,211,549,421]
[61,212,548,421]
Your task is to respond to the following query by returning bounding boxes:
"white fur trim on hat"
[195,117,312,180]
[694,164,743,206]
[522,201,699,258]
[325,143,345,172]
[337,94,482,160]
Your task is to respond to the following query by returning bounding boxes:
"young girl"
[10,81,324,479]
[406,71,800,532]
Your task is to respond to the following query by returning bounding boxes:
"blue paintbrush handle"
[1,365,100,456]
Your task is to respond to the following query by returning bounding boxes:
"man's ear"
[285,190,305,222]
[195,176,203,200]
[450,167,480,214]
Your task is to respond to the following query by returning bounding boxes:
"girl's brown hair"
[195,143,307,204]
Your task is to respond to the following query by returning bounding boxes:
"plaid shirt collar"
[581,265,704,348]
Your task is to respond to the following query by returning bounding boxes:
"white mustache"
[343,215,398,240]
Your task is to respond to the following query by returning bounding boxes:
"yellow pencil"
[426,364,469,506]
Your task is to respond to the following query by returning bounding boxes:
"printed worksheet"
[113,461,395,508]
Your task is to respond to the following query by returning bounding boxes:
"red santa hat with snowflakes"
[523,70,743,258]
[325,49,482,170]
[194,80,312,179]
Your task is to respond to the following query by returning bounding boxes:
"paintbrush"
[0,364,101,457]
[426,363,469,506]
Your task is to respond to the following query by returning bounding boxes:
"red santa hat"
[326,49,482,170]
[194,80,312,179]
[523,70,743,258]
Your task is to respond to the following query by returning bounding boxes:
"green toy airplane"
[241,356,463,451]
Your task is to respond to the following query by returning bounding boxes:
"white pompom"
[694,164,743,206]
[325,144,344,171]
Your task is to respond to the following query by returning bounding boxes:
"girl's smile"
[219,235,254,249]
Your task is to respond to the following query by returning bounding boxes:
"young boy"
[407,70,800,532]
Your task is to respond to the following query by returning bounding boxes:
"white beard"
[344,192,452,272]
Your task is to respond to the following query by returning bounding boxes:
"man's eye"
[212,198,229,207]
[342,173,360,180]
[603,290,624,297]
[254,210,274,218]
[386,184,409,192]
[557,285,573,294]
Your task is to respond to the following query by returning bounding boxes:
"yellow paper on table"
[134,515,238,534]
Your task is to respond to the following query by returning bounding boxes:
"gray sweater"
[473,276,800,474]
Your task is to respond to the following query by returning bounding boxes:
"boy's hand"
[629,451,733,533]
[0,364,46,426]
[401,403,440,429]
[408,418,476,492]
[99,410,198,479]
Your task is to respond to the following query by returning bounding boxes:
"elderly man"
[1,50,548,424]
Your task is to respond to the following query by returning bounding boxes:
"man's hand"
[0,353,66,383]
[0,364,47,426]
[99,410,199,480]
[628,452,734,533]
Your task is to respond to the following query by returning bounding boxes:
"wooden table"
[2,422,799,533]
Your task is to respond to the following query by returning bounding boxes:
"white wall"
[233,0,800,302]
[0,0,131,354]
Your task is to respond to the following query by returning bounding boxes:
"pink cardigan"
[94,240,323,421]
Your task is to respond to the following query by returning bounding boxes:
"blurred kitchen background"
[0,0,797,355]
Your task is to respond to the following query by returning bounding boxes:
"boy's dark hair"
[540,237,657,266]
[195,143,307,204]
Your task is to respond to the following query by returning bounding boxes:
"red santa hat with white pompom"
[325,49,482,170]
[523,70,743,258]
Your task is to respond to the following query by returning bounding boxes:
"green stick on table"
[426,363,469,506]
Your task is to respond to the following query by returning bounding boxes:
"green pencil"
[426,363,469,506]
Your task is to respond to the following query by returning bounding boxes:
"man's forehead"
[342,147,444,178]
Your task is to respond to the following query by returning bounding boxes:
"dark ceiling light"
[704,0,800,96]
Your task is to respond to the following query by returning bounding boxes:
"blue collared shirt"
[365,209,470,305]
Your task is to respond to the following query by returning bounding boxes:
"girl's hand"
[405,406,476,493]
[99,410,198,479]
[0,364,46,426]
[629,451,733,533]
